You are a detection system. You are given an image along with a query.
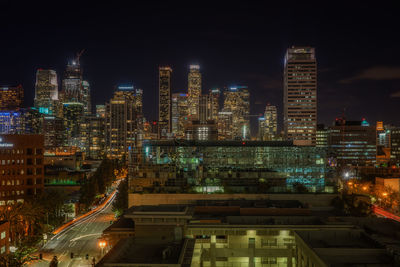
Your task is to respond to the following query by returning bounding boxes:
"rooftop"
[96,238,188,266]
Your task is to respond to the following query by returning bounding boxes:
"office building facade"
[284,46,317,146]
[223,86,250,140]
[105,85,139,160]
[34,69,59,115]
[159,67,172,138]
[0,134,44,206]
[188,65,202,120]
[171,93,189,138]
[0,85,24,111]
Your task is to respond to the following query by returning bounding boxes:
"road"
[372,205,400,223]
[30,193,116,267]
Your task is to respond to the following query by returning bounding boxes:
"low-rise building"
[0,221,9,255]
[0,134,44,206]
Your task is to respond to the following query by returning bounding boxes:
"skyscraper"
[188,65,202,120]
[223,86,250,140]
[34,69,59,115]
[0,85,24,110]
[81,80,91,115]
[62,61,82,103]
[264,103,278,140]
[158,66,172,138]
[105,85,139,160]
[171,93,188,138]
[284,46,317,146]
[208,88,220,121]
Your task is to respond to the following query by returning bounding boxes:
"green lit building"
[130,140,330,193]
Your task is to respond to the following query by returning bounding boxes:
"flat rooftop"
[296,230,396,266]
[96,238,185,266]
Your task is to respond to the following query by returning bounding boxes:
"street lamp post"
[98,240,107,256]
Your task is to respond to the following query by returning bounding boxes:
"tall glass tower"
[34,69,59,115]
[284,46,317,146]
[188,65,201,121]
[159,66,172,138]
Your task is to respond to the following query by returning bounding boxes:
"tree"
[112,179,128,216]
[293,182,308,193]
[0,242,38,267]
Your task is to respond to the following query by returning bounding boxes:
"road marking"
[70,233,102,242]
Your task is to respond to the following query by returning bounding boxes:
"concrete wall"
[129,193,337,208]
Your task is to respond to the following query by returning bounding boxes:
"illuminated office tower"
[208,88,220,121]
[217,110,233,140]
[316,124,328,148]
[34,69,59,115]
[258,117,267,140]
[105,85,138,160]
[171,93,189,138]
[187,65,202,120]
[81,80,91,115]
[284,46,317,146]
[328,118,376,167]
[134,88,143,115]
[198,95,209,123]
[0,84,24,110]
[159,67,172,138]
[96,105,106,118]
[42,116,65,150]
[63,103,84,146]
[223,86,250,140]
[62,61,82,103]
[264,103,278,140]
[80,115,105,159]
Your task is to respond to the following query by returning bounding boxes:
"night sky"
[1,1,400,134]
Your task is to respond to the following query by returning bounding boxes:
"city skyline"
[1,2,400,129]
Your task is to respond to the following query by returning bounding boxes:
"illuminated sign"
[0,137,13,147]
[118,85,134,90]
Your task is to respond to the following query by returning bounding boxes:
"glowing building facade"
[284,46,317,146]
[208,88,220,121]
[159,67,172,138]
[171,93,189,138]
[328,119,376,167]
[130,140,329,193]
[34,69,59,115]
[62,102,84,146]
[0,85,24,111]
[188,65,202,121]
[81,80,91,115]
[105,85,139,160]
[223,86,250,140]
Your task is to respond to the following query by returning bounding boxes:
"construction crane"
[75,49,85,65]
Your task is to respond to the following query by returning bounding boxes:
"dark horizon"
[2,1,400,134]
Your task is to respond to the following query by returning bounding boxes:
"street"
[30,193,116,267]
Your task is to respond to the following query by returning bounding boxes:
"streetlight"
[98,240,107,256]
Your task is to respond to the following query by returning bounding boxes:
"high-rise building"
[328,118,376,167]
[62,61,82,103]
[105,85,138,160]
[208,88,220,121]
[159,67,172,138]
[264,104,278,140]
[187,65,202,120]
[284,46,317,146]
[223,86,250,140]
[0,134,44,205]
[171,93,189,138]
[217,110,233,140]
[81,80,91,115]
[198,95,209,124]
[96,105,106,118]
[42,116,65,150]
[34,69,59,115]
[0,108,43,135]
[80,115,105,159]
[391,128,400,164]
[316,124,329,148]
[63,102,84,147]
[0,85,24,111]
